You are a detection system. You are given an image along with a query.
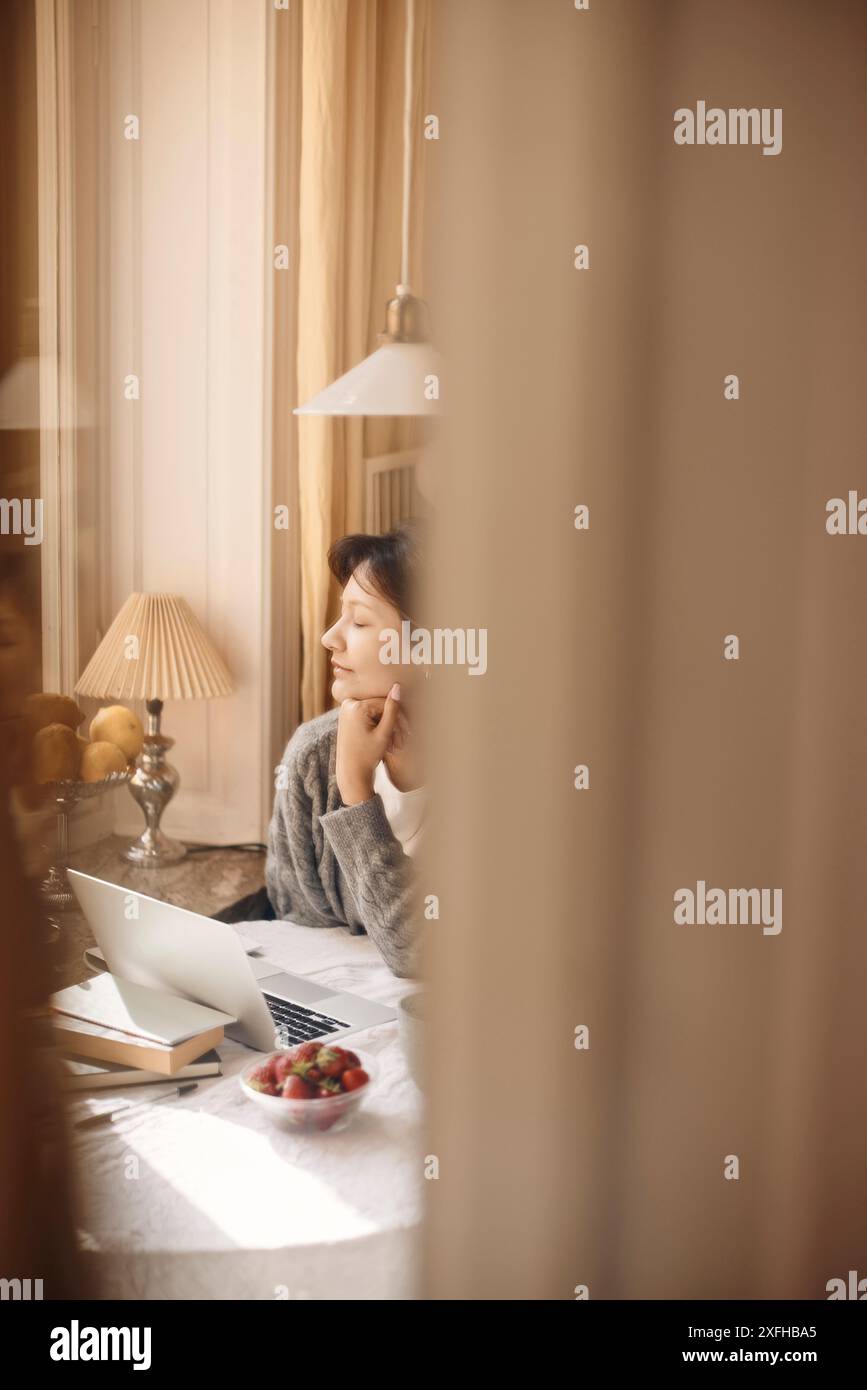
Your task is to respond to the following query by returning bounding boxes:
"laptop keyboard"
[264,992,351,1046]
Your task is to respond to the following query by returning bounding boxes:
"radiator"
[364,449,420,533]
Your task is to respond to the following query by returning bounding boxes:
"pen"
[74,1080,199,1129]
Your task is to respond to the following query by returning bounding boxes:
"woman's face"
[321,566,414,704]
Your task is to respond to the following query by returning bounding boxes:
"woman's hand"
[335,683,405,806]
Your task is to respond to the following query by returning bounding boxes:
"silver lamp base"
[123,698,187,868]
[121,827,186,867]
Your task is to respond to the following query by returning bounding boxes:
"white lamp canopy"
[295,341,441,417]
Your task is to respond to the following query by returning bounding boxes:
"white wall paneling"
[101,0,269,845]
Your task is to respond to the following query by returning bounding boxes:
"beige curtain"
[420,0,867,1298]
[295,0,431,720]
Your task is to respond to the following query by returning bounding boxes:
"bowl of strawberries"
[239,1041,373,1133]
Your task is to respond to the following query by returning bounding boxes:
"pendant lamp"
[294,0,440,417]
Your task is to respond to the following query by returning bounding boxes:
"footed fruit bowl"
[35,769,133,911]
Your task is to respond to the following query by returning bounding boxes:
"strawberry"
[316,1046,347,1078]
[282,1075,314,1101]
[341,1068,369,1093]
[293,1041,321,1064]
[273,1054,295,1083]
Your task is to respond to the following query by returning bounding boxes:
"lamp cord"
[397,0,416,296]
[184,842,266,855]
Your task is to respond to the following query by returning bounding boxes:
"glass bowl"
[238,1047,375,1134]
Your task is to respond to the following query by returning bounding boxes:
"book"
[50,1013,226,1076]
[60,1048,223,1092]
[50,973,238,1077]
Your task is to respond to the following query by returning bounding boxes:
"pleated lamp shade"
[75,593,233,701]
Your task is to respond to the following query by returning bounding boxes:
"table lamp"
[75,593,233,866]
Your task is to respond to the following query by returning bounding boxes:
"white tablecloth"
[71,919,426,1300]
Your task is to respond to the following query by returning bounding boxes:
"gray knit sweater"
[264,707,423,979]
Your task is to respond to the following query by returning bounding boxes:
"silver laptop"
[67,869,396,1052]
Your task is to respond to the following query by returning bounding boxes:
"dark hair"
[327,520,425,621]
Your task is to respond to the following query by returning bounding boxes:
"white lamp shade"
[74,593,233,702]
[294,342,442,416]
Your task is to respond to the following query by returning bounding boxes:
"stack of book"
[50,972,237,1092]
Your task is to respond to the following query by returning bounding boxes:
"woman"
[265,521,427,978]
